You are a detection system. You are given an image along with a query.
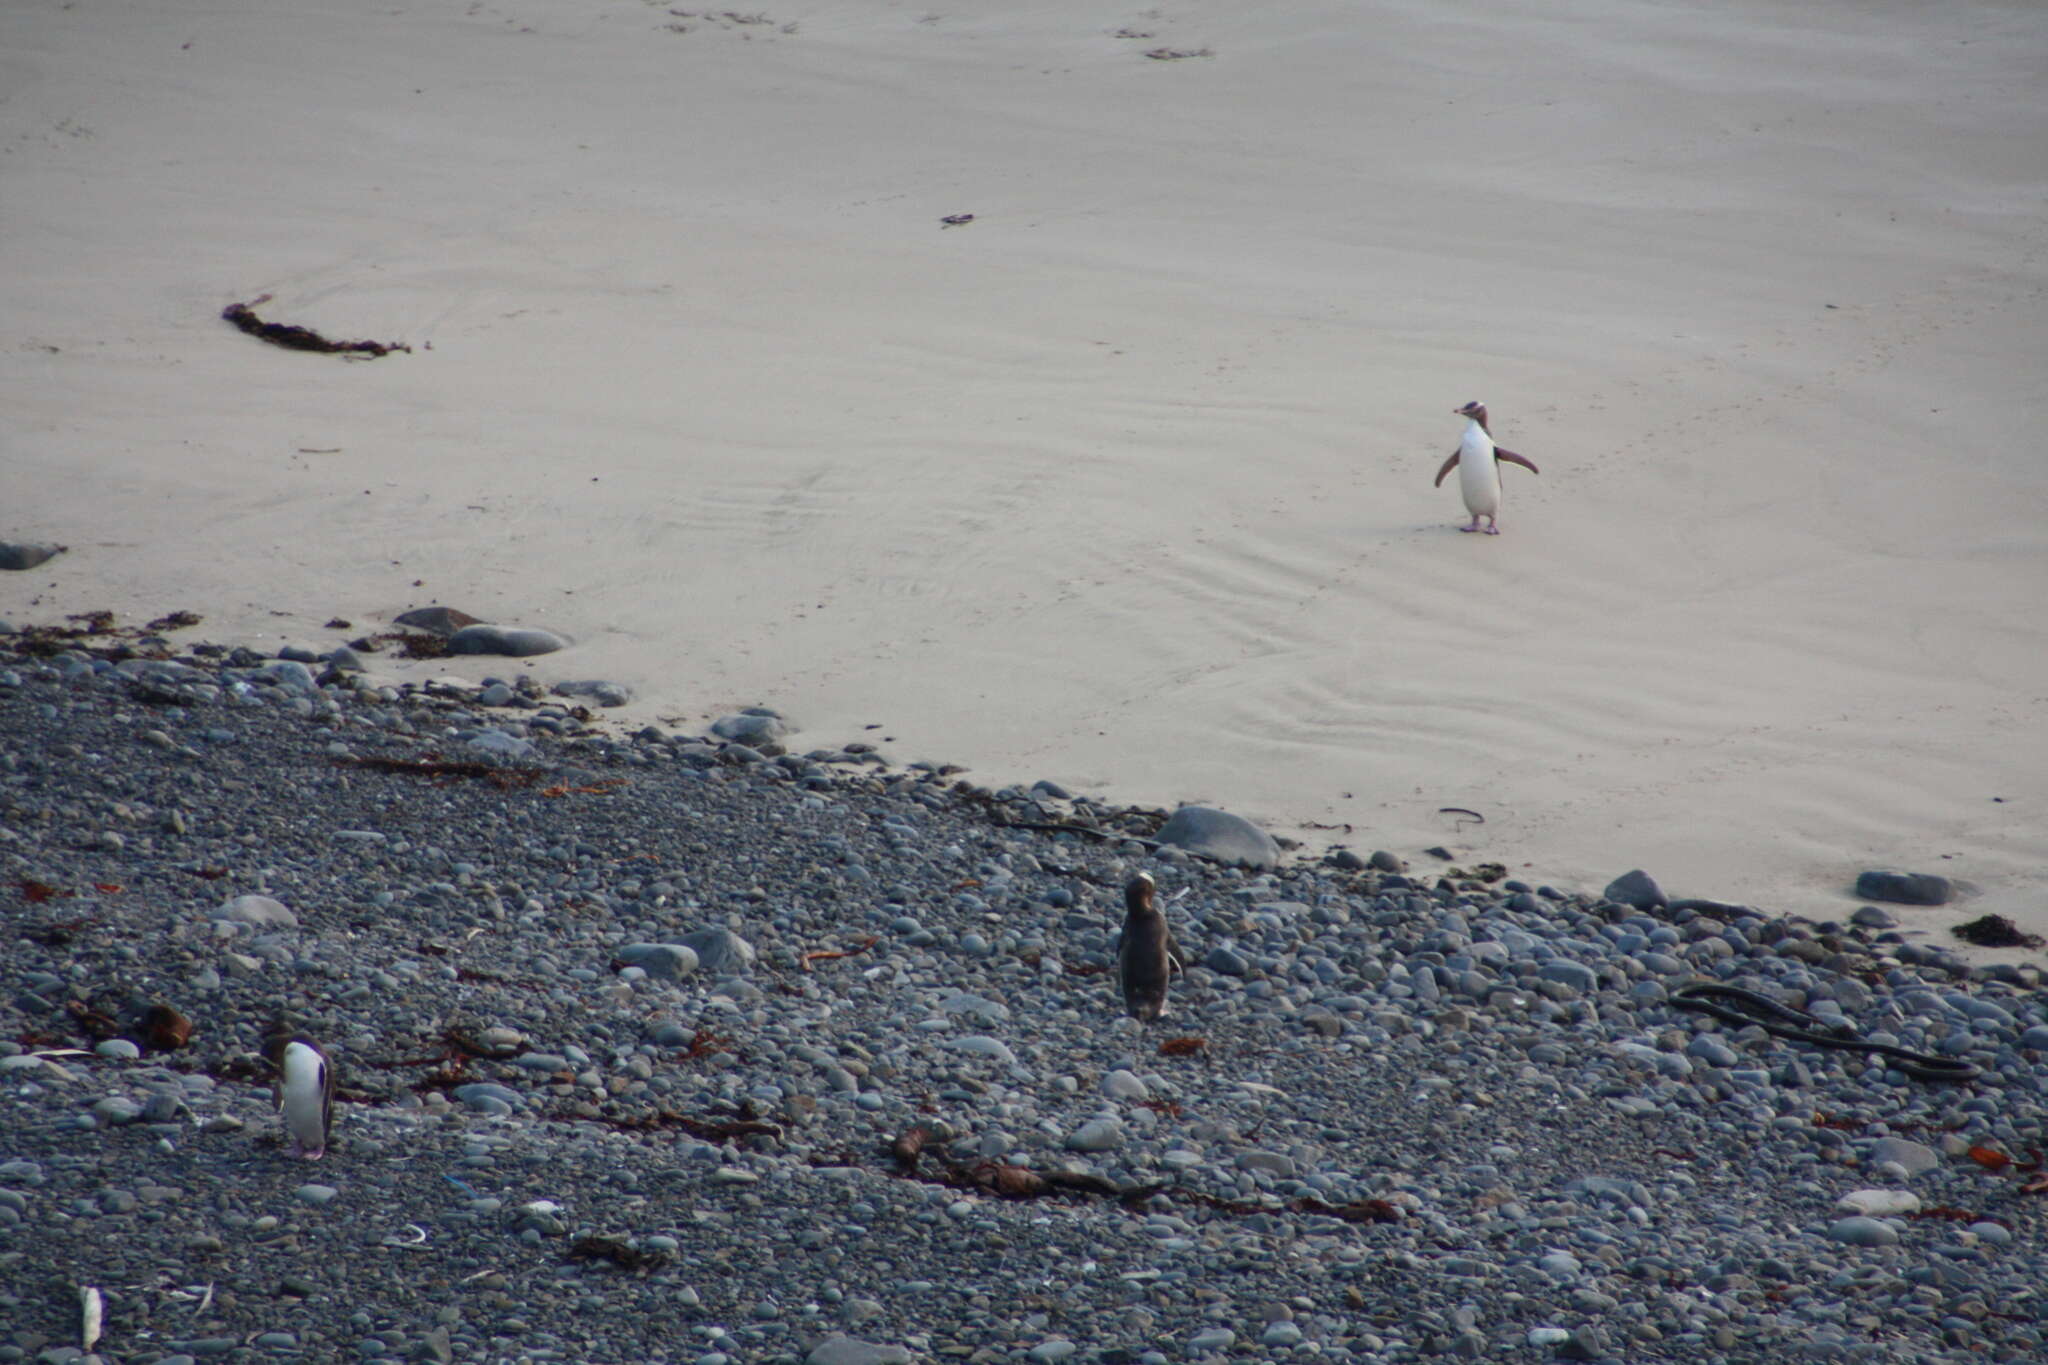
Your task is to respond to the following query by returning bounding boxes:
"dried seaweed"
[221,295,411,358]
[1952,914,2045,950]
[145,610,203,632]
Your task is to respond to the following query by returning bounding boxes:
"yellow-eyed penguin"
[1435,400,1539,534]
[1117,872,1182,1022]
[263,1030,335,1160]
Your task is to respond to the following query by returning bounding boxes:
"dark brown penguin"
[1117,872,1179,1022]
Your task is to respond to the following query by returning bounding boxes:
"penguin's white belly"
[280,1043,327,1148]
[1457,434,1501,516]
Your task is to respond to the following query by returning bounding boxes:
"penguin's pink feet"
[1459,521,1483,533]
[1483,524,1501,535]
[304,1148,325,1161]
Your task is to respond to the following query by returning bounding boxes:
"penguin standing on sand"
[1435,400,1540,534]
[1116,872,1182,1022]
[262,1028,335,1160]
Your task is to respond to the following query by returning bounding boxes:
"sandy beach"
[4,0,2045,936]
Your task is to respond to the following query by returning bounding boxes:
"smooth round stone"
[938,992,1010,1024]
[1236,1150,1296,1177]
[215,894,297,928]
[1838,1189,1921,1217]
[1065,1119,1125,1153]
[447,624,569,657]
[1029,1341,1078,1363]
[1828,1216,1900,1247]
[466,730,536,760]
[1538,960,1596,993]
[1260,1323,1303,1347]
[95,1039,142,1060]
[294,1184,339,1206]
[1184,1329,1235,1358]
[1602,869,1666,910]
[1686,1036,1739,1067]
[806,1337,912,1365]
[254,659,318,693]
[711,711,790,744]
[615,943,699,979]
[1153,806,1279,870]
[1204,946,1248,976]
[92,1097,142,1125]
[1102,1069,1150,1101]
[1538,1251,1582,1278]
[451,1083,523,1112]
[1527,1328,1571,1347]
[1970,1221,2013,1246]
[477,682,517,707]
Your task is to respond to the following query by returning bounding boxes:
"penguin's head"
[1455,400,1486,420]
[1124,871,1156,914]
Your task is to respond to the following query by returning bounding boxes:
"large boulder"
[1154,805,1280,869]
[1855,869,1952,906]
[1602,869,1668,911]
[0,542,65,571]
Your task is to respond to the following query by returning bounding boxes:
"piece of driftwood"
[221,294,411,357]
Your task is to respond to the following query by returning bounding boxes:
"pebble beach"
[2,625,2044,1365]
[5,0,2046,1361]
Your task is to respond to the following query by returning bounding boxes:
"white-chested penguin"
[263,1028,335,1160]
[1117,872,1182,1022]
[1435,400,1540,534]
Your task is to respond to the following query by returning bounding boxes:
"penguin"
[262,1029,335,1160]
[1434,400,1539,534]
[1116,872,1182,1022]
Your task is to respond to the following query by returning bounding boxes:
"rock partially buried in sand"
[1603,869,1668,911]
[552,679,633,707]
[0,542,66,571]
[711,709,790,744]
[1855,869,1952,907]
[392,606,483,637]
[447,624,569,658]
[1154,805,1280,870]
